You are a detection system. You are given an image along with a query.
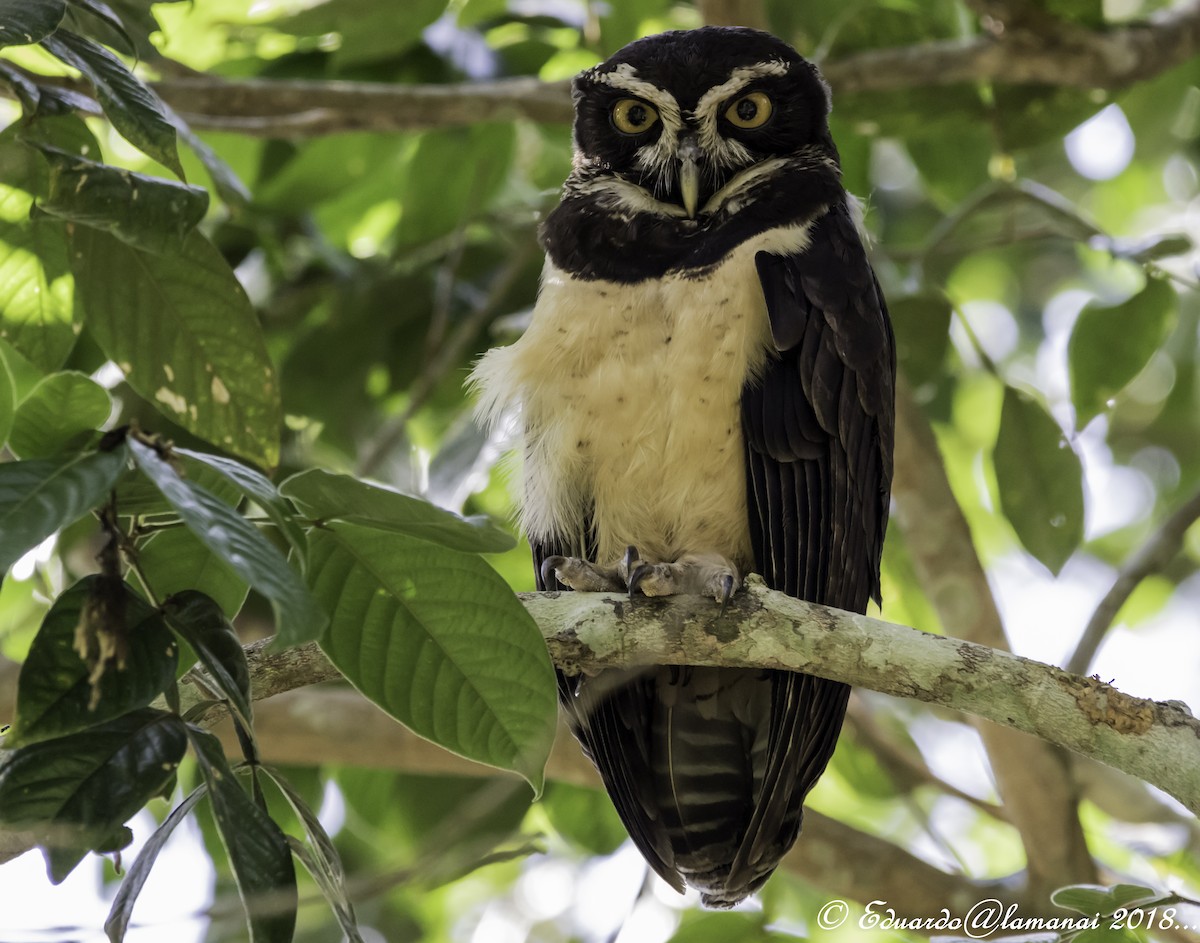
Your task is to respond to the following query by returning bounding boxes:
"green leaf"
[0,0,67,47]
[70,226,282,468]
[0,343,14,445]
[261,767,363,943]
[888,292,953,387]
[0,133,77,372]
[177,448,307,560]
[0,708,187,883]
[128,437,326,647]
[993,387,1084,575]
[105,783,207,943]
[137,527,250,619]
[33,146,209,251]
[1051,883,1163,916]
[187,726,297,943]
[1069,279,1177,427]
[0,443,129,574]
[40,30,184,178]
[308,523,555,792]
[162,591,252,729]
[8,370,110,458]
[281,468,515,554]
[6,576,178,747]
[541,782,627,856]
[113,454,242,518]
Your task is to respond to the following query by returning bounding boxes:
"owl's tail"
[557,664,849,907]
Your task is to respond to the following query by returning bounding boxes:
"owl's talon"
[540,555,567,589]
[718,574,735,615]
[628,562,653,600]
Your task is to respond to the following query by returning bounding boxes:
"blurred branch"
[890,374,1097,896]
[845,697,1008,821]
[5,3,1197,138]
[1066,488,1200,675]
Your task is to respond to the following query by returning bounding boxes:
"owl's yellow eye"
[725,91,773,129]
[612,98,659,135]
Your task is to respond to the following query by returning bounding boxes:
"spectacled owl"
[472,26,895,907]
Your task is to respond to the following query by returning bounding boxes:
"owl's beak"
[678,135,702,219]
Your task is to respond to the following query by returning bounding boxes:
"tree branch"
[1066,487,1200,675]
[6,3,1195,138]
[891,373,1097,894]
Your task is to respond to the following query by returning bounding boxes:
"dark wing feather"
[533,535,684,892]
[728,202,895,889]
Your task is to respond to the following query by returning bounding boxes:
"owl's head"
[569,27,836,221]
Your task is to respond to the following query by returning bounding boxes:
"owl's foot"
[626,552,741,613]
[540,552,626,592]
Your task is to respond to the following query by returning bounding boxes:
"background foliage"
[0,0,1198,940]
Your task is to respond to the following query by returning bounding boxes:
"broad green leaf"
[105,783,207,943]
[62,0,138,57]
[541,782,627,856]
[0,0,67,47]
[128,438,325,647]
[1069,279,1177,427]
[0,343,14,444]
[177,448,307,560]
[281,468,514,554]
[6,576,178,747]
[1051,883,1162,916]
[113,456,242,518]
[7,370,111,458]
[34,147,209,251]
[993,387,1084,574]
[40,30,184,178]
[187,726,297,943]
[888,292,953,387]
[137,527,250,618]
[159,100,251,208]
[0,443,129,573]
[308,523,555,792]
[0,133,77,372]
[70,227,282,468]
[162,591,252,728]
[0,708,187,883]
[262,767,362,943]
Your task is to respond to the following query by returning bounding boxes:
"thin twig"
[1066,488,1200,675]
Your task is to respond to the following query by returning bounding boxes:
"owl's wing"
[730,201,895,883]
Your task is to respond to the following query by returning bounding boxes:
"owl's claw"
[627,562,653,600]
[540,555,625,592]
[544,550,741,607]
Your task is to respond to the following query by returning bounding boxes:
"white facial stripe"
[695,60,789,169]
[576,177,689,219]
[699,157,791,215]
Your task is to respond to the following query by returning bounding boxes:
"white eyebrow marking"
[694,60,790,170]
[590,63,684,197]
